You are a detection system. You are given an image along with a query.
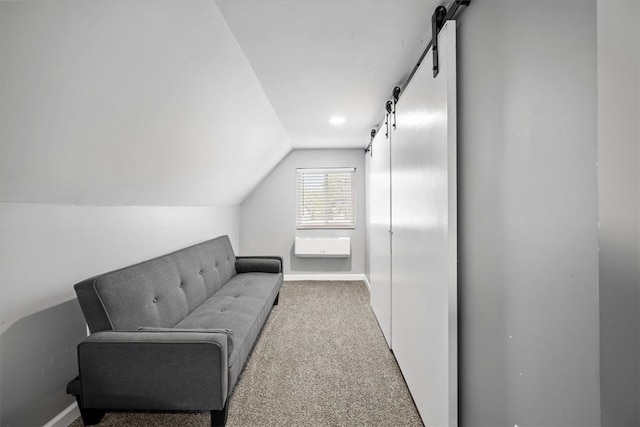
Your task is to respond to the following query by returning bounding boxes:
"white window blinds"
[296,167,356,229]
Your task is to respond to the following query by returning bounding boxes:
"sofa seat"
[173,272,281,385]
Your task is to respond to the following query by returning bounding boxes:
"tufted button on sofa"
[66,235,282,426]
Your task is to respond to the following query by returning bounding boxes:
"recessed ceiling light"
[329,116,346,125]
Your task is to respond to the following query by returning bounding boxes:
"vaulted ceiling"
[217,0,444,149]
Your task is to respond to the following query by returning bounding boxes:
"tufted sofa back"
[74,235,238,333]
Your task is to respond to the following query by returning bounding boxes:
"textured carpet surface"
[70,281,423,426]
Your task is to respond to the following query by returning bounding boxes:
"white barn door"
[368,124,392,347]
[391,21,457,426]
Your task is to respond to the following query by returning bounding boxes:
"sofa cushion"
[94,258,188,331]
[173,272,281,371]
[80,236,238,331]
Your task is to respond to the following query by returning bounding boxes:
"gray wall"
[0,300,86,427]
[457,1,600,425]
[597,1,640,425]
[240,149,365,277]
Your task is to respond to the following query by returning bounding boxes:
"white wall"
[0,204,239,331]
[0,1,290,206]
[597,1,640,425]
[0,1,287,425]
[240,149,365,278]
[457,1,600,425]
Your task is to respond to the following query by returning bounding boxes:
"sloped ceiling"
[1,0,445,206]
[216,0,443,148]
[1,1,290,206]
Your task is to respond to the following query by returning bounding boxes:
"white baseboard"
[284,273,367,282]
[363,275,371,291]
[44,402,79,427]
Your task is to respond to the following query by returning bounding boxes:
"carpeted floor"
[70,281,423,426]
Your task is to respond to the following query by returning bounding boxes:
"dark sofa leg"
[273,292,279,305]
[77,405,105,426]
[68,377,105,425]
[210,404,229,427]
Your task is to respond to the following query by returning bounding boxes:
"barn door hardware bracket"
[365,128,376,156]
[392,86,401,129]
[402,0,469,85]
[385,100,393,138]
[431,5,447,77]
[393,86,401,103]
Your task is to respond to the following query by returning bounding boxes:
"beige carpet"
[70,281,423,426]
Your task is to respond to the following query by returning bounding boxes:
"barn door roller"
[431,6,448,77]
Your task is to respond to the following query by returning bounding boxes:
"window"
[296,167,356,229]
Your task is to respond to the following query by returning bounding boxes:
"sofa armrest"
[137,327,234,357]
[236,256,282,273]
[76,330,229,411]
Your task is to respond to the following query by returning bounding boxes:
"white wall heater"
[294,237,351,258]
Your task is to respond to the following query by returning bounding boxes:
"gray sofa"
[66,235,283,426]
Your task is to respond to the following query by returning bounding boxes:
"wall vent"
[294,237,351,258]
